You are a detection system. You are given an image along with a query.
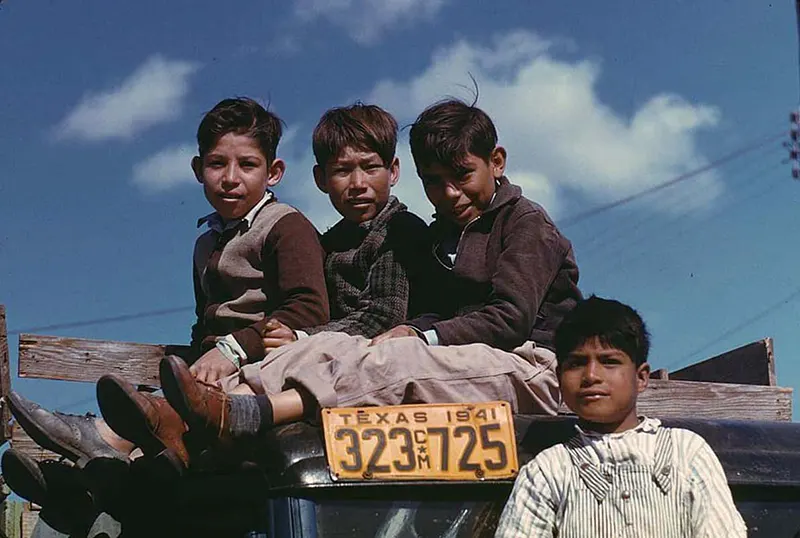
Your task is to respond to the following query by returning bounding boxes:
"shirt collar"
[575,416,661,440]
[197,191,274,233]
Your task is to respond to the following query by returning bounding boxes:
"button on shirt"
[494,418,747,538]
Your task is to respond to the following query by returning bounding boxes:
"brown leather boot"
[96,374,190,468]
[159,356,233,443]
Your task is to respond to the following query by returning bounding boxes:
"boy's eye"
[562,357,585,369]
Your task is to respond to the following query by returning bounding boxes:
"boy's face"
[416,147,506,227]
[557,336,650,434]
[314,147,399,224]
[192,133,285,221]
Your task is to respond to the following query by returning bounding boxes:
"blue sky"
[1,0,800,415]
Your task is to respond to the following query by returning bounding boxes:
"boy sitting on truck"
[494,296,746,538]
[6,97,330,468]
[144,98,582,454]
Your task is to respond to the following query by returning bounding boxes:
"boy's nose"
[222,166,240,187]
[582,361,601,382]
[444,182,461,199]
[350,170,368,189]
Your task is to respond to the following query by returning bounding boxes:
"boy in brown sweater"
[6,97,329,469]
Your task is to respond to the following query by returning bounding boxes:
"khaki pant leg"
[216,332,369,409]
[217,334,560,416]
[330,337,560,415]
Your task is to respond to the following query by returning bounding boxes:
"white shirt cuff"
[294,329,309,340]
[423,329,439,346]
[215,334,248,367]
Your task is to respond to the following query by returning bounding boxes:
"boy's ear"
[636,362,650,394]
[266,158,286,188]
[490,146,507,179]
[388,157,400,187]
[191,156,204,184]
[313,165,329,194]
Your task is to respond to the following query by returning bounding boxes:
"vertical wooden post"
[0,305,11,442]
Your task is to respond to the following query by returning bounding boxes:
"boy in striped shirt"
[495,296,746,538]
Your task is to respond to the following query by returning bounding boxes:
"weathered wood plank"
[669,338,776,386]
[11,424,62,462]
[649,368,669,380]
[558,379,792,421]
[18,334,190,386]
[1,499,23,538]
[20,507,38,538]
[0,306,11,442]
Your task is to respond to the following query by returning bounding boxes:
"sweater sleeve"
[429,209,566,350]
[188,264,208,362]
[232,212,330,361]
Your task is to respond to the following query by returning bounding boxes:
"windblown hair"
[409,99,498,170]
[196,97,283,161]
[555,296,651,367]
[312,103,398,168]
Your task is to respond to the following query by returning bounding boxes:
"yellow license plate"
[322,401,519,481]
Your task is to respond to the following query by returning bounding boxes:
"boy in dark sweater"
[152,99,582,452]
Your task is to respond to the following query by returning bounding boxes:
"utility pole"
[790,1,800,178]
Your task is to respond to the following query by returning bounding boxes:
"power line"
[574,148,784,261]
[664,285,800,371]
[7,306,193,336]
[583,159,785,277]
[559,131,787,228]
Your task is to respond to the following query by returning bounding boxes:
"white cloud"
[132,144,196,192]
[366,31,722,218]
[294,0,449,44]
[54,56,200,142]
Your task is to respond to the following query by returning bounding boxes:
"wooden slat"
[18,334,190,386]
[649,368,669,380]
[0,306,11,442]
[11,424,62,462]
[1,499,23,538]
[557,379,792,421]
[20,507,38,538]
[669,338,776,386]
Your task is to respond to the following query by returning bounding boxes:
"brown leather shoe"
[160,356,232,443]
[96,374,190,468]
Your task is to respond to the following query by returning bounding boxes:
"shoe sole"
[7,392,90,465]
[159,357,198,430]
[96,376,167,458]
[1,449,48,505]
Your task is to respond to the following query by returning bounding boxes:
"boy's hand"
[369,325,419,346]
[261,319,297,350]
[190,348,238,383]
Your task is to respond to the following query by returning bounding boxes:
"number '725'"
[334,423,508,474]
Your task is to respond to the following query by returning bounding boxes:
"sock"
[228,395,274,437]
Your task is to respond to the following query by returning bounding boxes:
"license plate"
[322,401,519,481]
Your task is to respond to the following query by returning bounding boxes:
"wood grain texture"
[670,338,776,386]
[557,379,792,421]
[1,499,23,538]
[18,334,190,386]
[0,306,11,442]
[20,508,38,538]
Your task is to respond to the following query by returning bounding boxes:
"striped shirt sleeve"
[495,457,558,538]
[684,432,747,538]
